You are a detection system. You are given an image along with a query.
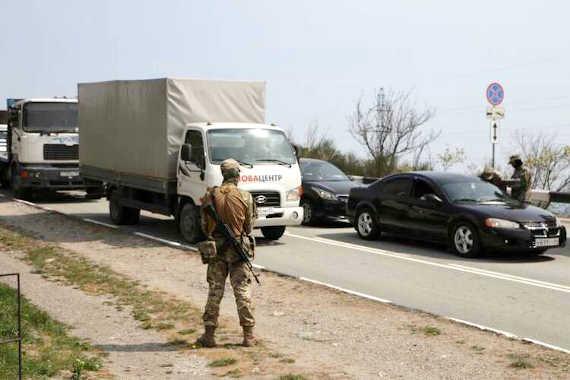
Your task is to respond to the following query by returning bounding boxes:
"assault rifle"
[204,203,261,285]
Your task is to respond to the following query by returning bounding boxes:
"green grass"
[178,328,196,335]
[208,357,237,367]
[0,283,102,379]
[279,375,307,380]
[509,354,534,369]
[422,326,442,336]
[471,345,485,354]
[0,227,203,341]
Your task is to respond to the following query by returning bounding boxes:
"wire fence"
[0,273,22,380]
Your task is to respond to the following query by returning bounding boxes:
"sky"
[2,0,570,169]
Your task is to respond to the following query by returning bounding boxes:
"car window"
[382,178,412,197]
[300,160,349,181]
[413,179,437,199]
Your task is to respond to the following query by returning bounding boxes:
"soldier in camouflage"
[507,154,532,202]
[196,158,257,348]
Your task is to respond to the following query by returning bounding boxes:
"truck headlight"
[286,186,302,202]
[485,218,520,229]
[315,188,336,201]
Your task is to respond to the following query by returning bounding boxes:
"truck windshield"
[207,128,297,165]
[23,102,78,133]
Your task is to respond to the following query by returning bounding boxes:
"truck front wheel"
[109,195,140,225]
[179,203,203,243]
[261,226,286,240]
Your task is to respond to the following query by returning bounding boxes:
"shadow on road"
[315,231,560,264]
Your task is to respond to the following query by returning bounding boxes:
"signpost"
[486,82,505,168]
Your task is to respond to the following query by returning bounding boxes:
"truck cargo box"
[79,78,265,193]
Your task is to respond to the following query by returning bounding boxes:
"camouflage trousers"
[203,256,255,328]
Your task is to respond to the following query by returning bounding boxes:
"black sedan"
[347,172,567,257]
[299,158,357,224]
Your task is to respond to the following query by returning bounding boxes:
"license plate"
[60,171,79,177]
[257,207,275,217]
[535,237,559,247]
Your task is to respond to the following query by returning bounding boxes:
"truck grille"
[43,144,79,160]
[250,191,281,207]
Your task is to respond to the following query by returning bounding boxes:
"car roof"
[389,171,481,185]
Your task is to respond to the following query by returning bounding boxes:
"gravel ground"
[0,254,215,380]
[1,197,569,379]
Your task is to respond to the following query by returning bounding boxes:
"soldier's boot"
[196,326,216,348]
[242,326,257,347]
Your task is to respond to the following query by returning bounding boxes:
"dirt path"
[0,254,215,380]
[1,198,569,379]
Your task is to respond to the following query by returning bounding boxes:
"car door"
[375,176,413,234]
[177,129,207,202]
[408,177,449,241]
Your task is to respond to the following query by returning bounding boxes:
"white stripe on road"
[300,277,392,304]
[134,232,198,251]
[83,218,119,229]
[446,317,570,354]
[285,232,570,294]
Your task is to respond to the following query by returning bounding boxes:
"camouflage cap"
[220,158,241,178]
[509,154,522,165]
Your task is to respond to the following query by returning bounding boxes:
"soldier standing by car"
[505,154,532,202]
[196,158,258,348]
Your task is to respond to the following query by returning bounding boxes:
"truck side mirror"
[293,144,300,158]
[180,144,191,162]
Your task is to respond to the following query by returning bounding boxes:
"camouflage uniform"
[199,159,257,334]
[508,155,532,202]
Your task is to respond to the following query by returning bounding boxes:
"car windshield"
[443,180,511,203]
[207,128,297,165]
[301,160,349,181]
[23,102,78,133]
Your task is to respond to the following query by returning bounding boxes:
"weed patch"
[422,326,441,336]
[209,357,237,367]
[279,375,307,380]
[0,283,102,379]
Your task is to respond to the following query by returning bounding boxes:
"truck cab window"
[184,130,204,168]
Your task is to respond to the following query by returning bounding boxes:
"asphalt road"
[8,190,570,352]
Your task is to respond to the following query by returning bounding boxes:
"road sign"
[490,121,498,144]
[486,106,505,120]
[486,82,504,106]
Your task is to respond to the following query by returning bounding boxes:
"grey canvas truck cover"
[79,78,265,193]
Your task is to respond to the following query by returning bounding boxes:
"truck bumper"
[254,206,303,227]
[16,166,100,190]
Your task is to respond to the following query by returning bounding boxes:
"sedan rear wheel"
[355,208,380,240]
[452,222,481,258]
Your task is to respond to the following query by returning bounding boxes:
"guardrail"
[0,273,22,380]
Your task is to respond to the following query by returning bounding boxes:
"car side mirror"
[180,144,191,162]
[421,193,443,206]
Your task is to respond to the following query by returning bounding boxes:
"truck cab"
[178,122,303,240]
[1,98,101,198]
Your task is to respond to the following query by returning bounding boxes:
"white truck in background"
[0,98,103,198]
[79,78,303,242]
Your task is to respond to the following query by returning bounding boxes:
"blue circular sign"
[486,82,504,106]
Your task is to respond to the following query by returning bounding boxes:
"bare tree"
[349,88,439,176]
[301,122,339,161]
[437,146,466,171]
[511,130,570,192]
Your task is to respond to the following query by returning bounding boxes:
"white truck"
[79,78,303,242]
[0,98,103,197]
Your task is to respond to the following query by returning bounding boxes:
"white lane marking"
[83,218,119,229]
[448,263,570,293]
[134,232,198,251]
[300,277,392,304]
[448,317,570,354]
[252,264,265,270]
[284,232,570,294]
